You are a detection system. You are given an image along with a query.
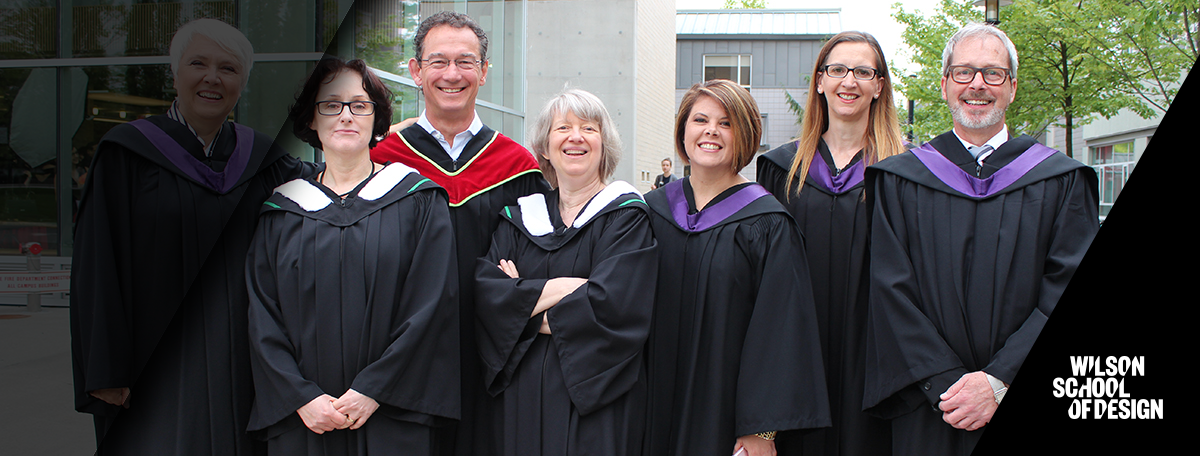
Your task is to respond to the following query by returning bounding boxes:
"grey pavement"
[0,306,96,456]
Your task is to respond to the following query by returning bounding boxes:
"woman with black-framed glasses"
[756,30,906,456]
[245,57,460,456]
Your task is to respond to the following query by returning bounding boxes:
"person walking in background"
[756,31,904,456]
[651,157,677,190]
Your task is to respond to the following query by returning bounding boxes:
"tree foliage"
[1046,0,1198,114]
[784,89,805,126]
[723,0,768,9]
[892,0,1197,154]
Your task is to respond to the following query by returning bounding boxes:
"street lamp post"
[973,0,1014,25]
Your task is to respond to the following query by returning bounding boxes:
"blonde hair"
[786,31,905,197]
[674,79,762,174]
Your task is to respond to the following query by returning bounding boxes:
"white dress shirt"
[416,110,484,161]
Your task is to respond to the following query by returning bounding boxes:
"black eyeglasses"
[822,64,879,80]
[315,100,376,116]
[945,65,1011,86]
[419,58,483,70]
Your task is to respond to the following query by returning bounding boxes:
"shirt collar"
[166,99,220,157]
[416,110,483,140]
[953,124,1008,154]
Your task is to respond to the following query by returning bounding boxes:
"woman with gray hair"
[474,88,657,456]
[70,17,311,454]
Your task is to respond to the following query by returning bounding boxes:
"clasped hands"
[938,371,1002,431]
[298,389,379,434]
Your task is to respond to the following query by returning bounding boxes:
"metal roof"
[676,9,841,37]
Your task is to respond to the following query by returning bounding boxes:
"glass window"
[1090,141,1135,165]
[0,0,528,261]
[0,1,58,59]
[71,0,236,58]
[704,54,751,88]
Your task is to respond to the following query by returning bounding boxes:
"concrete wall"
[525,0,675,193]
[633,0,678,192]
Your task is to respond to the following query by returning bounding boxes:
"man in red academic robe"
[369,11,549,456]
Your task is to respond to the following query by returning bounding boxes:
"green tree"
[892,0,1195,156]
[723,0,768,9]
[1002,0,1137,157]
[1046,0,1198,114]
[893,0,974,143]
[784,89,805,126]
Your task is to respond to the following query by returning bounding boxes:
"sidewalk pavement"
[0,306,95,456]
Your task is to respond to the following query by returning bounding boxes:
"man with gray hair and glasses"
[861,23,1100,456]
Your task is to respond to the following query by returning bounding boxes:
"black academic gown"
[756,140,891,456]
[862,132,1099,456]
[643,178,831,456]
[245,163,459,456]
[70,115,312,455]
[474,182,657,456]
[372,125,551,456]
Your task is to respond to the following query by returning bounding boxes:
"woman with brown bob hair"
[644,79,830,456]
[245,57,460,456]
[755,31,905,456]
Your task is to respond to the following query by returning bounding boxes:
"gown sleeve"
[245,213,328,431]
[734,213,831,436]
[347,191,460,420]
[475,207,658,416]
[474,221,548,397]
[755,155,787,198]
[545,207,657,416]
[70,143,136,416]
[862,172,968,418]
[982,169,1098,384]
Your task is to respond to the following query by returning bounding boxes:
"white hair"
[941,23,1019,80]
[169,18,254,86]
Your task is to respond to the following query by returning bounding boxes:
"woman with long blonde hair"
[755,31,905,456]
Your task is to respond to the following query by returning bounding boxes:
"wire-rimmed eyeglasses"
[420,58,483,71]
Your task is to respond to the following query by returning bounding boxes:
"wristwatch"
[756,431,777,441]
[986,374,1008,404]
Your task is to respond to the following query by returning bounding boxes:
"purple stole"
[664,180,772,232]
[808,152,865,193]
[910,142,1057,198]
[129,119,253,194]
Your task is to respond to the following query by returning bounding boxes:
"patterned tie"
[969,145,994,176]
[969,145,994,166]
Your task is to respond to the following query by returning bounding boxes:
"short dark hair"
[290,58,393,150]
[413,11,489,62]
[674,79,762,173]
